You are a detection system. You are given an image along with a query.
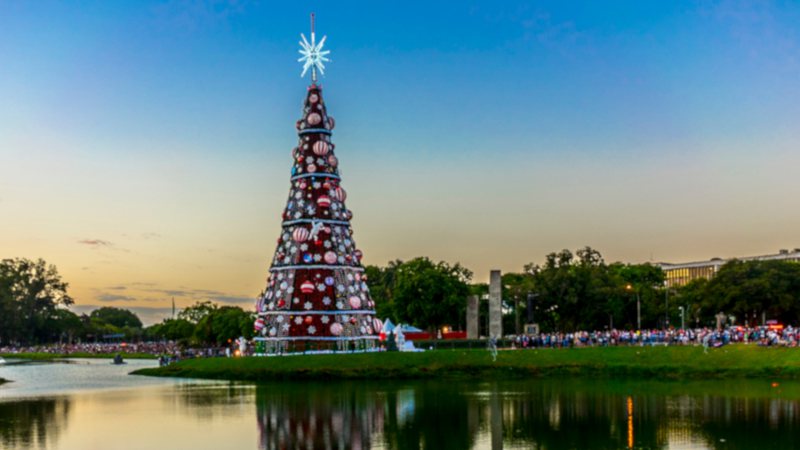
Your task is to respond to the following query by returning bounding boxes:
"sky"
[1,0,799,324]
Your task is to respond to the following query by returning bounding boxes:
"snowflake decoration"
[321,316,330,324]
[308,325,317,335]
[298,31,330,81]
[304,301,313,310]
[294,316,303,325]
[322,296,332,305]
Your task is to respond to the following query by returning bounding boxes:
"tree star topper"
[298,13,330,83]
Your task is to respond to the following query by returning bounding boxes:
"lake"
[1,358,799,449]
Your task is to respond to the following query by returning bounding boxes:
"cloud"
[142,232,161,240]
[78,239,113,247]
[107,286,127,291]
[97,293,136,302]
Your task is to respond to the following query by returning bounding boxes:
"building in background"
[659,248,800,288]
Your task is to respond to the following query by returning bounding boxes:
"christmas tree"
[254,16,382,354]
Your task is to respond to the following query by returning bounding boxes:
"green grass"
[1,352,157,360]
[131,345,800,381]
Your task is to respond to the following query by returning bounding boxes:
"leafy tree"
[391,257,472,335]
[178,300,217,324]
[145,319,194,342]
[680,259,800,326]
[89,306,143,329]
[365,260,402,320]
[45,309,84,343]
[0,258,73,344]
[525,247,665,331]
[501,272,536,334]
[193,306,253,345]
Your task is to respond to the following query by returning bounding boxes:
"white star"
[298,32,331,81]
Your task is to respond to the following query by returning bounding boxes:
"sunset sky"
[2,1,799,324]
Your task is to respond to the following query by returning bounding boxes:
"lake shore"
[131,345,800,381]
[0,352,156,361]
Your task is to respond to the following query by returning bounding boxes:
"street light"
[664,281,669,330]
[679,306,685,330]
[626,284,641,331]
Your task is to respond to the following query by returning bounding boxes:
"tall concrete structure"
[489,270,502,338]
[466,295,479,339]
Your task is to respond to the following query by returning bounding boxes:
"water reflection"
[0,374,798,449]
[252,379,800,450]
[0,397,70,448]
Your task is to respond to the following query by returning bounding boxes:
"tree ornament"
[317,196,331,208]
[293,227,310,242]
[324,251,337,264]
[307,112,322,126]
[300,281,315,294]
[313,140,329,155]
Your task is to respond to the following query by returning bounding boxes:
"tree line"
[366,247,800,334]
[0,258,253,346]
[4,251,800,345]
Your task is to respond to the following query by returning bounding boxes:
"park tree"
[0,258,73,344]
[501,272,536,334]
[193,305,254,345]
[365,260,402,321]
[145,318,194,342]
[179,300,218,324]
[524,247,666,331]
[692,259,800,326]
[90,306,143,329]
[391,257,472,335]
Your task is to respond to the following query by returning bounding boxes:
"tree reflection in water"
[253,379,800,450]
[0,398,70,449]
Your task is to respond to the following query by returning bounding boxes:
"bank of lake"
[132,345,800,381]
[0,352,156,361]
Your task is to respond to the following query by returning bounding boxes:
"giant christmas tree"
[254,16,382,354]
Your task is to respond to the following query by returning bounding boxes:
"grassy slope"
[131,345,800,381]
[0,352,156,360]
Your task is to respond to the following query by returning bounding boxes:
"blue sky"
[1,0,799,323]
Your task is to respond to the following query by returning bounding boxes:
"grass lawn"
[131,345,800,381]
[0,352,157,361]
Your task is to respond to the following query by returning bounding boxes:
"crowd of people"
[512,326,799,349]
[0,341,181,356]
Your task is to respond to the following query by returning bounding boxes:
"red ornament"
[300,281,315,294]
[317,196,331,208]
[304,316,313,324]
[277,299,286,308]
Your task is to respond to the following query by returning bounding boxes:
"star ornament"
[298,32,330,81]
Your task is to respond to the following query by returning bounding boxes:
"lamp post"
[679,306,685,330]
[664,281,669,330]
[626,284,640,330]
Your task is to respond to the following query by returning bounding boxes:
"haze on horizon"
[1,1,798,325]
